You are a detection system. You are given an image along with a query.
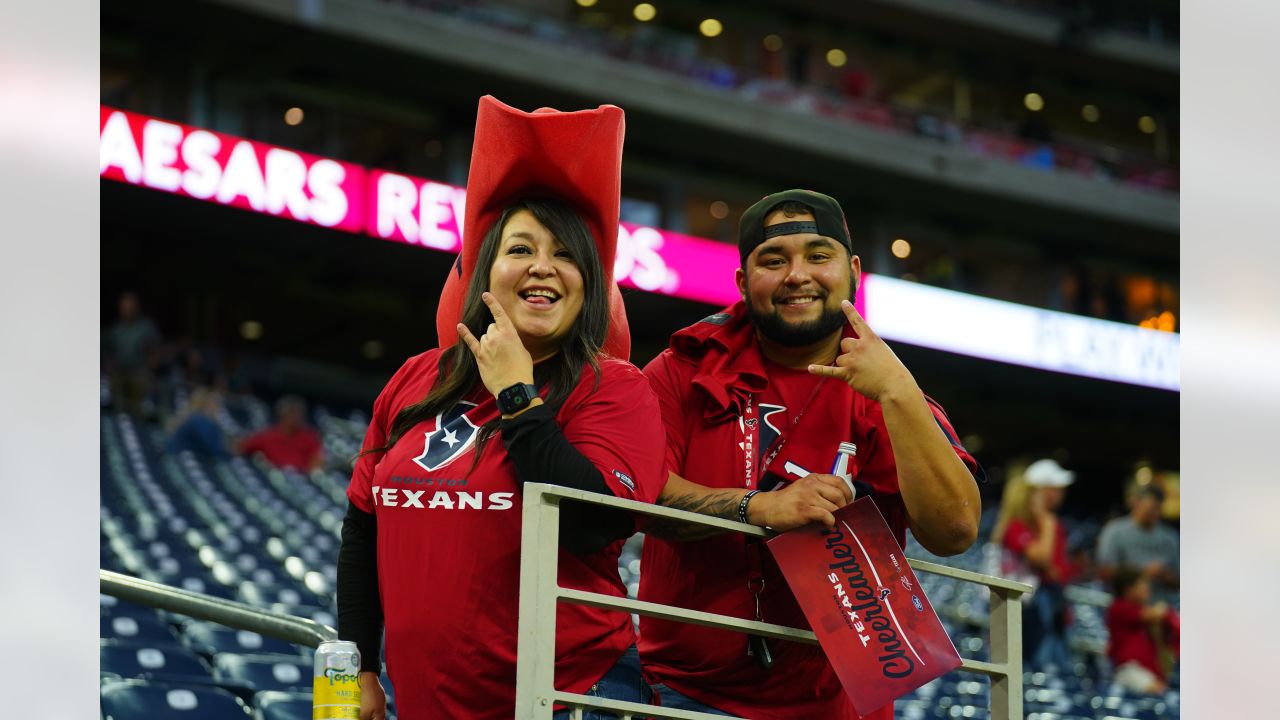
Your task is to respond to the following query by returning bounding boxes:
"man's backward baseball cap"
[738,189,853,263]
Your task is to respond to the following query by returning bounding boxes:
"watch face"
[500,384,535,413]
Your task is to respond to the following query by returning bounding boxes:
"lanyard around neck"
[737,374,828,490]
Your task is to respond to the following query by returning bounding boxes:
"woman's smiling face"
[486,209,585,361]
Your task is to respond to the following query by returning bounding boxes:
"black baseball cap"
[738,189,853,263]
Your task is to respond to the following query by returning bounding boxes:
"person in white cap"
[995,457,1075,670]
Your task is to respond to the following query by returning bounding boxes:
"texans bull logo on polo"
[756,403,786,491]
[413,402,480,472]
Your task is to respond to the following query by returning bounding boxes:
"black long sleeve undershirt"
[336,503,384,673]
[500,403,635,555]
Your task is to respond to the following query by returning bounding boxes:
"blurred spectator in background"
[165,387,229,459]
[840,57,877,101]
[236,395,324,472]
[992,458,1075,669]
[221,351,254,397]
[1096,484,1179,599]
[103,291,162,416]
[168,339,218,388]
[1106,566,1179,694]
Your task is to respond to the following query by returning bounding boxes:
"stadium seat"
[101,641,214,682]
[100,680,251,719]
[254,690,312,720]
[101,613,178,644]
[182,621,302,657]
[101,596,164,622]
[215,653,312,692]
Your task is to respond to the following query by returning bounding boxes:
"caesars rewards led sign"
[100,106,1179,390]
[99,106,366,233]
[98,106,737,306]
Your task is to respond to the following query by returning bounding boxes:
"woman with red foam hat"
[336,97,664,719]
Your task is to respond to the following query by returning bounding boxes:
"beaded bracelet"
[738,489,760,525]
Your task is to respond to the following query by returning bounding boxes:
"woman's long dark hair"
[369,198,609,463]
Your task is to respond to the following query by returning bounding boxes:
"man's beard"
[746,286,853,348]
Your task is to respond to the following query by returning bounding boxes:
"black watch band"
[497,383,540,415]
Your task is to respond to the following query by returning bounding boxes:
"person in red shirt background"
[994,458,1075,670]
[1106,567,1178,695]
[236,395,325,472]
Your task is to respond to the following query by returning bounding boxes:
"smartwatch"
[497,383,540,416]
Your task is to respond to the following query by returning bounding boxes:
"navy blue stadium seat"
[100,680,251,720]
[182,622,301,657]
[254,690,313,720]
[101,614,178,644]
[101,596,164,623]
[215,653,311,692]
[101,641,214,682]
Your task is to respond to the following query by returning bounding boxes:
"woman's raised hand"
[457,292,535,397]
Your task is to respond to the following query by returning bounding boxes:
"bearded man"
[638,189,983,719]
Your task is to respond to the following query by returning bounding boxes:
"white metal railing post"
[988,585,1024,720]
[514,482,562,719]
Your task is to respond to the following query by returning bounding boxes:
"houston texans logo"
[759,403,786,451]
[878,586,892,601]
[412,402,480,472]
[755,404,788,491]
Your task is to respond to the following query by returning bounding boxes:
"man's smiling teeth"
[780,296,817,305]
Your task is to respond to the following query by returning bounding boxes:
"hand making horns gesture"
[807,299,920,403]
[457,292,536,397]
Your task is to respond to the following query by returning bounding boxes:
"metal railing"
[99,569,336,648]
[515,483,1033,720]
[101,483,1031,720]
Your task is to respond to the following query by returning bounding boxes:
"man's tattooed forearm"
[642,491,743,541]
[662,492,742,520]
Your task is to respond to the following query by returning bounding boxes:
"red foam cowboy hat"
[435,95,631,359]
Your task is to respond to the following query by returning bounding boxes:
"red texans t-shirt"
[347,350,666,720]
[640,347,977,720]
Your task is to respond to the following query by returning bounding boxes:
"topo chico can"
[313,640,362,719]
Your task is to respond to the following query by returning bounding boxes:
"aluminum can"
[313,640,361,719]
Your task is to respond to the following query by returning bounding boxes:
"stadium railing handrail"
[99,568,337,648]
[99,483,1032,720]
[515,482,1032,720]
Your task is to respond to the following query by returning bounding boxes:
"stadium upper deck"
[102,0,1178,330]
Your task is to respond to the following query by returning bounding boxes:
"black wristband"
[738,490,760,525]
